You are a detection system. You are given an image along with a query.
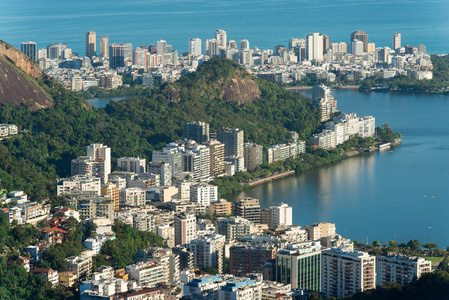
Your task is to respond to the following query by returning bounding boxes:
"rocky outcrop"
[221,78,261,104]
[0,41,53,110]
[0,41,43,79]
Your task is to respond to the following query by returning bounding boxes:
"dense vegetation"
[101,221,166,268]
[0,58,320,200]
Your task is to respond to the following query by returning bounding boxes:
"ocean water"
[1,0,448,54]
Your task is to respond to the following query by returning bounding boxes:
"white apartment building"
[376,255,431,287]
[218,277,263,300]
[321,248,376,298]
[135,248,180,283]
[86,144,111,176]
[125,261,164,287]
[271,203,292,228]
[71,156,108,184]
[120,187,146,206]
[56,176,101,196]
[152,146,182,179]
[117,157,146,174]
[189,233,225,273]
[190,183,218,207]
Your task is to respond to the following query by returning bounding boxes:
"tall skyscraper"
[216,127,244,158]
[214,29,227,48]
[183,121,209,143]
[392,33,401,50]
[21,41,37,61]
[243,143,263,171]
[100,36,109,58]
[352,40,364,56]
[134,46,148,68]
[109,44,125,69]
[188,38,202,57]
[350,30,368,52]
[190,234,225,273]
[232,197,261,223]
[323,34,330,54]
[85,31,96,58]
[305,33,324,61]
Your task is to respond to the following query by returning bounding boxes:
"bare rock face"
[0,41,53,110]
[221,78,261,105]
[0,41,43,78]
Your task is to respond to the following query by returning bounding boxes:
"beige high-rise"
[85,31,96,58]
[100,36,109,58]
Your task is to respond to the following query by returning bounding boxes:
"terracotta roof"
[41,227,67,234]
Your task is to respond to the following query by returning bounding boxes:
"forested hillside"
[0,57,321,200]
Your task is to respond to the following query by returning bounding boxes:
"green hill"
[0,56,320,200]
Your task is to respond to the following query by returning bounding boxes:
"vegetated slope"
[0,40,53,109]
[0,57,320,200]
[105,58,320,146]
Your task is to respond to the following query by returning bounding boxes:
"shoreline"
[228,140,402,194]
[285,85,360,91]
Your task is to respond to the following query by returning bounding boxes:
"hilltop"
[0,56,320,200]
[0,41,54,110]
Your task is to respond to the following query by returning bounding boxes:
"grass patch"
[425,256,445,266]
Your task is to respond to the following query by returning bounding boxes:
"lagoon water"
[1,0,448,54]
[227,89,449,247]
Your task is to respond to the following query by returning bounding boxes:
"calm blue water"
[227,90,449,247]
[88,96,129,108]
[1,0,448,54]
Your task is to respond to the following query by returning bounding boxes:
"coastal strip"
[285,85,360,91]
[244,170,296,186]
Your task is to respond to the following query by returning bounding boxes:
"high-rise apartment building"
[135,247,180,283]
[152,145,182,179]
[183,121,210,143]
[350,30,368,52]
[311,85,337,122]
[117,157,146,174]
[232,197,261,223]
[392,33,401,51]
[244,143,263,171]
[174,213,197,247]
[305,33,324,61]
[190,183,218,207]
[190,233,225,273]
[182,145,211,182]
[101,182,119,211]
[120,187,145,206]
[147,161,172,186]
[86,144,111,176]
[157,40,167,54]
[240,39,250,50]
[261,203,292,229]
[376,255,431,287]
[352,40,364,56]
[214,29,227,48]
[100,36,108,58]
[216,216,253,241]
[188,38,202,57]
[205,39,220,57]
[71,157,108,184]
[109,43,126,69]
[134,46,148,68]
[323,34,330,54]
[216,128,244,158]
[85,31,96,58]
[276,241,322,290]
[21,41,37,61]
[322,248,375,298]
[203,140,225,177]
[230,244,277,277]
